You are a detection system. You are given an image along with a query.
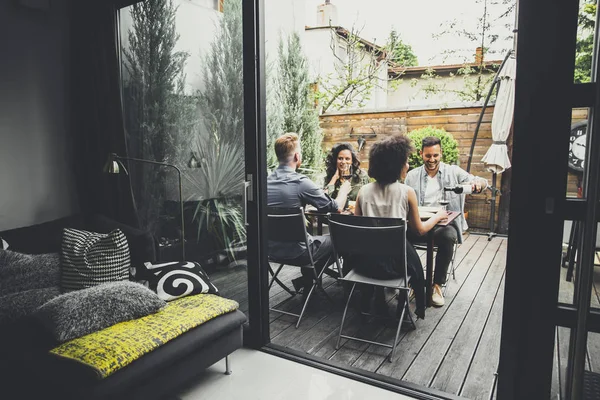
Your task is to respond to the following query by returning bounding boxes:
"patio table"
[305,208,328,235]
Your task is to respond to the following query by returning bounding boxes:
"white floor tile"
[179,348,416,400]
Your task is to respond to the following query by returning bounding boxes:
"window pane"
[119,0,248,311]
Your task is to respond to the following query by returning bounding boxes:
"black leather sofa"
[0,214,246,400]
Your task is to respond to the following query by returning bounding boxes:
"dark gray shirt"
[267,165,339,259]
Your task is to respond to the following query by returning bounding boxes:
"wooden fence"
[319,106,497,232]
[319,106,589,234]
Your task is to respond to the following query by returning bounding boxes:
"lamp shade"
[103,153,127,174]
[187,152,201,168]
[357,136,366,152]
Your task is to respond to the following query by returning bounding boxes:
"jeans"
[408,224,458,286]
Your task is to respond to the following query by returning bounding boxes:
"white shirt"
[423,175,441,206]
[357,182,410,219]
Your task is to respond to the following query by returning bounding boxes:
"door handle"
[243,174,254,226]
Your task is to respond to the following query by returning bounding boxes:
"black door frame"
[242,0,600,398]
[242,0,270,349]
[496,0,592,398]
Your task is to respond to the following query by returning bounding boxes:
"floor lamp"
[104,153,191,261]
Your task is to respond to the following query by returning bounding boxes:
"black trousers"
[279,235,334,287]
[408,224,458,285]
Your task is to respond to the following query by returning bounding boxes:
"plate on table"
[418,206,441,220]
[419,211,436,220]
[418,206,441,213]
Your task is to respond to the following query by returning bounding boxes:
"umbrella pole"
[488,172,499,241]
[466,50,513,174]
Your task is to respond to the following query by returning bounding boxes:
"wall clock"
[568,121,587,172]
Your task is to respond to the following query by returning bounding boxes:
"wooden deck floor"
[208,234,600,398]
[211,234,507,399]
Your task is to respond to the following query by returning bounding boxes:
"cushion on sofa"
[61,228,130,291]
[133,261,219,301]
[85,214,158,269]
[48,294,239,378]
[0,286,61,325]
[0,250,60,296]
[33,281,166,343]
[1,237,8,250]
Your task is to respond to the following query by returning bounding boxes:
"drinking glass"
[439,190,449,211]
[341,164,353,180]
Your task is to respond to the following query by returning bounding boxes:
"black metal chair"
[267,207,333,328]
[328,213,415,362]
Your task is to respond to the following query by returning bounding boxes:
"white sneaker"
[431,284,445,307]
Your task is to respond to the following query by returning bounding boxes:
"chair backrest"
[266,207,309,243]
[328,213,407,258]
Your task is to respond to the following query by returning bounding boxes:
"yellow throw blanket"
[49,294,239,378]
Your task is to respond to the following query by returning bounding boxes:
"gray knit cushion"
[33,281,166,343]
[60,228,130,292]
[0,287,61,325]
[0,250,60,296]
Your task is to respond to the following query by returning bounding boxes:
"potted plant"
[183,135,246,267]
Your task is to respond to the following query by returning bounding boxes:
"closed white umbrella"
[482,55,516,173]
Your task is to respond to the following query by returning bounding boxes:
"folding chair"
[329,213,416,362]
[412,239,459,295]
[267,207,333,328]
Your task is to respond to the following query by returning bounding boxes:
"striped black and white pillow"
[60,228,130,292]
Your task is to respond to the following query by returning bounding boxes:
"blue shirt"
[267,165,339,259]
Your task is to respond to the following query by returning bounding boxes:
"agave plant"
[183,132,246,261]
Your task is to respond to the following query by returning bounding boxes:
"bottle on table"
[444,185,473,195]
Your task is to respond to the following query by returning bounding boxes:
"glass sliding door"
[498,0,600,398]
[117,0,269,347]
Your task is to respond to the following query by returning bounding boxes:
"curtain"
[70,0,139,227]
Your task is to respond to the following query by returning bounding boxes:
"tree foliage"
[198,0,244,149]
[190,0,246,258]
[575,0,596,84]
[386,28,418,67]
[418,0,515,103]
[266,57,284,170]
[122,0,195,232]
[318,25,388,113]
[274,32,324,176]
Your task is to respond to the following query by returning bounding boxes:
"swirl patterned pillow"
[132,261,219,301]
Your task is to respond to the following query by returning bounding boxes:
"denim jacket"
[405,163,487,240]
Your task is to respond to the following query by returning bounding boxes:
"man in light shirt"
[405,136,487,307]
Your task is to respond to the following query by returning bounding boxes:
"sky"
[304,0,516,65]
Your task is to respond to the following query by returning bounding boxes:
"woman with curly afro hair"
[352,134,448,319]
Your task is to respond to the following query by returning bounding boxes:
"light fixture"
[348,127,377,139]
[187,152,201,169]
[357,136,366,152]
[348,128,376,152]
[103,153,186,261]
